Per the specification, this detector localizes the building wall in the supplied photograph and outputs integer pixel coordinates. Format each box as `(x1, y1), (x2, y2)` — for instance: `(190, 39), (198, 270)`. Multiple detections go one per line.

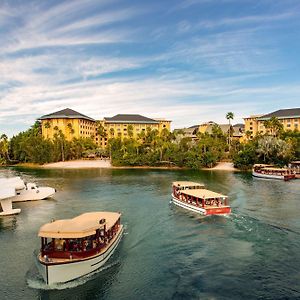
(97, 121), (171, 147)
(243, 115), (300, 141)
(244, 117), (259, 139)
(41, 118), (96, 141)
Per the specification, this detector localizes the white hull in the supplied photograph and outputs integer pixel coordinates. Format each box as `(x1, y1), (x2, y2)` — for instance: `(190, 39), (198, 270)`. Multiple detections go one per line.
(171, 194), (206, 215)
(0, 198), (21, 216)
(252, 171), (285, 180)
(37, 225), (124, 285)
(0, 187), (21, 216)
(10, 187), (56, 202)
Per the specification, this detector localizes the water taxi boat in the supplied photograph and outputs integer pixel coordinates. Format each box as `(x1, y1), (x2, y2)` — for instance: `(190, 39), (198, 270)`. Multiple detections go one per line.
(0, 177), (56, 202)
(171, 181), (231, 216)
(289, 161), (300, 179)
(252, 164), (295, 181)
(36, 211), (123, 285)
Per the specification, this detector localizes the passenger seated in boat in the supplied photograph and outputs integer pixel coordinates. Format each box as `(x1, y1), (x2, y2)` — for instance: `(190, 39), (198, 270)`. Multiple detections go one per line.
(55, 239), (65, 251)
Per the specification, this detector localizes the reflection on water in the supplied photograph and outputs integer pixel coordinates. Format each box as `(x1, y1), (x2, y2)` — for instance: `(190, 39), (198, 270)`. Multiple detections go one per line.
(0, 167), (299, 300)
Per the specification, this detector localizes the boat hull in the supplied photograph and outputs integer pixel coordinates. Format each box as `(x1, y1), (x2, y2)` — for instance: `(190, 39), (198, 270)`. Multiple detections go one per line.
(0, 199), (21, 216)
(11, 187), (56, 202)
(252, 171), (294, 181)
(37, 225), (123, 285)
(171, 195), (230, 216)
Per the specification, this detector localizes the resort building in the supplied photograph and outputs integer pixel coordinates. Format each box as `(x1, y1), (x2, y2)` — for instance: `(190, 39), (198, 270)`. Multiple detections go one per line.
(178, 122), (244, 142)
(39, 108), (96, 141)
(243, 108), (300, 139)
(39, 109), (171, 147)
(97, 114), (171, 147)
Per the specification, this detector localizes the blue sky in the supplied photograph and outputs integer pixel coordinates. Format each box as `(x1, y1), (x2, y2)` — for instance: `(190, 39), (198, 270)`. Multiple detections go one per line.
(1, 0), (300, 136)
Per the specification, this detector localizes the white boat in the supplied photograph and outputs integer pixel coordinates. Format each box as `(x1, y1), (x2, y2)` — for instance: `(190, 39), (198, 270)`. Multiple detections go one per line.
(36, 211), (123, 285)
(252, 164), (296, 181)
(171, 181), (231, 216)
(0, 187), (21, 216)
(0, 177), (56, 202)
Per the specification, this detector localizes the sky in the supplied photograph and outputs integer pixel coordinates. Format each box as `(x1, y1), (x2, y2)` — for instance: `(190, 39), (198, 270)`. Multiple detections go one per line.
(1, 0), (300, 136)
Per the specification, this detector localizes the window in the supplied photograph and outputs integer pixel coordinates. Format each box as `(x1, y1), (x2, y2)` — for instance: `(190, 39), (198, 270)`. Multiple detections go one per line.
(250, 127), (253, 130)
(287, 124), (291, 127)
(250, 122), (253, 125)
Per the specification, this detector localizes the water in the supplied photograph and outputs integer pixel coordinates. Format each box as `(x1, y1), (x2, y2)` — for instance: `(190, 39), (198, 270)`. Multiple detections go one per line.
(0, 167), (299, 300)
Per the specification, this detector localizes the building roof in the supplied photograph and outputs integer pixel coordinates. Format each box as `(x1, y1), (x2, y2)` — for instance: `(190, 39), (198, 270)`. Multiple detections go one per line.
(182, 188), (227, 199)
(104, 114), (159, 124)
(205, 124), (231, 134)
(38, 212), (121, 239)
(258, 108), (300, 120)
(233, 123), (245, 128)
(39, 108), (95, 122)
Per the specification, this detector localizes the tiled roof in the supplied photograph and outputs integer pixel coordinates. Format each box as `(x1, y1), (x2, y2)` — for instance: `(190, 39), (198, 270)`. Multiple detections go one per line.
(104, 114), (159, 124)
(39, 108), (95, 121)
(258, 108), (300, 120)
(205, 124), (231, 134)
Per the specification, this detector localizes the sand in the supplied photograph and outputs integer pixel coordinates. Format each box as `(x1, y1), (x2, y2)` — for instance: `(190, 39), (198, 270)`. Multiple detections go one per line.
(207, 162), (239, 171)
(40, 160), (238, 171)
(43, 159), (112, 169)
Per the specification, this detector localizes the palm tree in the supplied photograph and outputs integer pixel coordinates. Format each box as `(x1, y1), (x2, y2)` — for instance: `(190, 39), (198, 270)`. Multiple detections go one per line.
(44, 121), (51, 139)
(127, 124), (134, 139)
(67, 123), (75, 136)
(226, 112), (234, 150)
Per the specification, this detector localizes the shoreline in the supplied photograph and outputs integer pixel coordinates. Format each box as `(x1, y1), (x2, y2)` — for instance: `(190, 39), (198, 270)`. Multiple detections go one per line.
(2, 160), (240, 171)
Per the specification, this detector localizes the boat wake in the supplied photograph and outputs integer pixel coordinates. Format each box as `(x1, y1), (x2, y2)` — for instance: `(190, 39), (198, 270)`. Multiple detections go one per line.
(26, 260), (120, 290)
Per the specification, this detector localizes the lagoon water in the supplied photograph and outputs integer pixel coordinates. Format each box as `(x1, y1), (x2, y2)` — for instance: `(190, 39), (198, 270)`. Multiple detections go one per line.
(0, 167), (299, 300)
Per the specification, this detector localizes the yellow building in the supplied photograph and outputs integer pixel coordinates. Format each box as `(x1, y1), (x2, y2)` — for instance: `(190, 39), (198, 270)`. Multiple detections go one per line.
(97, 114), (171, 147)
(39, 108), (96, 141)
(244, 108), (300, 139)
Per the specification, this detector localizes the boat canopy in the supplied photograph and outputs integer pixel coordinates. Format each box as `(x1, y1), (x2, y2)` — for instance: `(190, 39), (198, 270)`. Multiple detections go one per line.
(181, 188), (227, 199)
(263, 167), (288, 171)
(173, 181), (205, 188)
(253, 164), (274, 168)
(38, 212), (121, 239)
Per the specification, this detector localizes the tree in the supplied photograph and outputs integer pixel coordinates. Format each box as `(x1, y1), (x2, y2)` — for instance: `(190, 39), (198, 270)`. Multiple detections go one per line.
(67, 123), (75, 136)
(0, 134), (9, 163)
(226, 112), (234, 151)
(127, 124), (134, 138)
(263, 117), (283, 137)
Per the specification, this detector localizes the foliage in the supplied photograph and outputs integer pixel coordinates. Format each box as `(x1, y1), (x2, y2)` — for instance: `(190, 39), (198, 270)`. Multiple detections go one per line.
(6, 124), (98, 165)
(108, 127), (227, 168)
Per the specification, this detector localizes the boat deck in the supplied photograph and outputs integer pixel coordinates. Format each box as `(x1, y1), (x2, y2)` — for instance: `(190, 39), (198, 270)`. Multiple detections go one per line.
(39, 225), (123, 264)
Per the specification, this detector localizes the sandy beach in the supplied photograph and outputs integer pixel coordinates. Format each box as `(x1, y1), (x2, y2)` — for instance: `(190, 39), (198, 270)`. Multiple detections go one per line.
(41, 160), (238, 171)
(43, 159), (112, 169)
(205, 162), (239, 171)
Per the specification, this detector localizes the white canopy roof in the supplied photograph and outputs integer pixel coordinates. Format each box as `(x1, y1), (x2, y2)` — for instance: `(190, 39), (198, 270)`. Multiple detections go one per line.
(181, 188), (227, 199)
(38, 212), (121, 239)
(173, 181), (205, 188)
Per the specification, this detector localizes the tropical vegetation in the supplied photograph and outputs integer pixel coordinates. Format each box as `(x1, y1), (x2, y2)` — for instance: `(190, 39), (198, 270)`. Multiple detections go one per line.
(0, 115), (299, 170)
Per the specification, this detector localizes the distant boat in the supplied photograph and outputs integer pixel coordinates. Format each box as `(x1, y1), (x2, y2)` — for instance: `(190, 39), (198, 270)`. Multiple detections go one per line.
(0, 177), (56, 202)
(289, 161), (300, 179)
(171, 181), (231, 216)
(252, 164), (296, 181)
(36, 211), (123, 285)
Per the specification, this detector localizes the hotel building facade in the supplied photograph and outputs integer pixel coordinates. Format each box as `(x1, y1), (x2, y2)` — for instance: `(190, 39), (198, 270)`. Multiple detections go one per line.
(244, 108), (300, 139)
(39, 109), (171, 146)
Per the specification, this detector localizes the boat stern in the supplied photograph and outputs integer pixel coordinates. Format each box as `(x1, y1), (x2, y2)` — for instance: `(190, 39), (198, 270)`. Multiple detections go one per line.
(205, 206), (231, 215)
